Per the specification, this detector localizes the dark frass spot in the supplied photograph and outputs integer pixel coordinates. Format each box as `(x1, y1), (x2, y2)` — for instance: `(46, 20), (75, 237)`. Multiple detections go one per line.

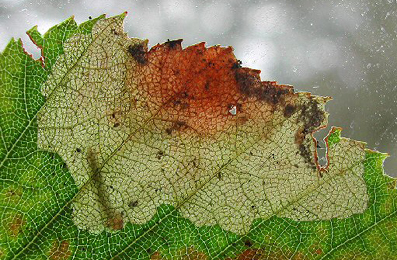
(244, 240), (253, 247)
(204, 81), (210, 90)
(165, 121), (188, 135)
(156, 150), (164, 160)
(128, 44), (147, 65)
(284, 104), (296, 118)
(231, 60), (242, 69)
(128, 200), (138, 208)
(298, 98), (325, 134)
(164, 39), (183, 49)
(234, 68), (292, 105)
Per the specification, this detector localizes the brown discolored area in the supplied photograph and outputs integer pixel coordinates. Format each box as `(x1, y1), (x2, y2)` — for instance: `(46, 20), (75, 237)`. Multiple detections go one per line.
(8, 214), (25, 237)
(49, 240), (71, 260)
(107, 212), (124, 230)
(227, 248), (310, 260)
(126, 40), (297, 136)
(128, 43), (148, 65)
(150, 252), (162, 260)
(231, 249), (265, 260)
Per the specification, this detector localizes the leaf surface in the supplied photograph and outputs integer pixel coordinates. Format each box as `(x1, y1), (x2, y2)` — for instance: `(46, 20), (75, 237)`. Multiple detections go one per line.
(0, 14), (396, 260)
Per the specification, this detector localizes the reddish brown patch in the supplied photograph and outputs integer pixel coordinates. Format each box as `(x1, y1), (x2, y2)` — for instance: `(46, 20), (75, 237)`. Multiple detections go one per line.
(150, 251), (162, 260)
(315, 248), (323, 255)
(236, 249), (265, 260)
(8, 214), (25, 237)
(107, 212), (124, 230)
(49, 240), (71, 260)
(230, 248), (308, 260)
(127, 41), (296, 136)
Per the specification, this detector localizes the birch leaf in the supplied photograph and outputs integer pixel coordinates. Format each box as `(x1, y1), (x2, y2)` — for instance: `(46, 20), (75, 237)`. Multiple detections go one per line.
(0, 14), (396, 260)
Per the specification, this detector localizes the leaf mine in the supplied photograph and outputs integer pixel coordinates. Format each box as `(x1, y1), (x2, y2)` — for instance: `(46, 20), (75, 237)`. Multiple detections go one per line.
(36, 15), (369, 235)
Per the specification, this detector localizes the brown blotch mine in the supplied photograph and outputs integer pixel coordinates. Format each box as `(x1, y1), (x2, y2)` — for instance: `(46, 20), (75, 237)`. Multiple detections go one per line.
(49, 240), (72, 260)
(127, 41), (298, 136)
(8, 214), (25, 237)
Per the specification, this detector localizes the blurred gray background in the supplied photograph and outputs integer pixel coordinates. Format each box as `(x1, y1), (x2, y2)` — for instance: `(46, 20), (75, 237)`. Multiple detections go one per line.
(1, 0), (396, 177)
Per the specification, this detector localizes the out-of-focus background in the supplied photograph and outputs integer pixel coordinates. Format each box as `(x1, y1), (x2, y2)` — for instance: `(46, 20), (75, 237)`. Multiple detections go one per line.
(1, 0), (396, 176)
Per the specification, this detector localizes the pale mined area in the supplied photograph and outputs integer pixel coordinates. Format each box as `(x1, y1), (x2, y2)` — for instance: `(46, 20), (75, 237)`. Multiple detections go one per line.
(37, 16), (368, 235)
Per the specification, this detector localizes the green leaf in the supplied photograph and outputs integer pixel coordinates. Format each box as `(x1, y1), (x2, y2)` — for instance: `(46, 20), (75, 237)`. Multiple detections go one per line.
(0, 14), (396, 260)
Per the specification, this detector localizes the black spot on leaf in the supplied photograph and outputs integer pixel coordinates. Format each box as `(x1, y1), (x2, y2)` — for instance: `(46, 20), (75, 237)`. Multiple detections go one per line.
(128, 44), (147, 65)
(164, 39), (183, 49)
(128, 200), (138, 208)
(284, 104), (296, 118)
(244, 240), (253, 247)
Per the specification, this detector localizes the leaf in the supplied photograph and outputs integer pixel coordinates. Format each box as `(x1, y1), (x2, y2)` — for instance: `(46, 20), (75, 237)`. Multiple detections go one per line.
(0, 14), (396, 260)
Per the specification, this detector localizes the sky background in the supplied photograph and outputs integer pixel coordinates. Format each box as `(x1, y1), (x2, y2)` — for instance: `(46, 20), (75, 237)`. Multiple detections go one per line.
(0, 0), (396, 176)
